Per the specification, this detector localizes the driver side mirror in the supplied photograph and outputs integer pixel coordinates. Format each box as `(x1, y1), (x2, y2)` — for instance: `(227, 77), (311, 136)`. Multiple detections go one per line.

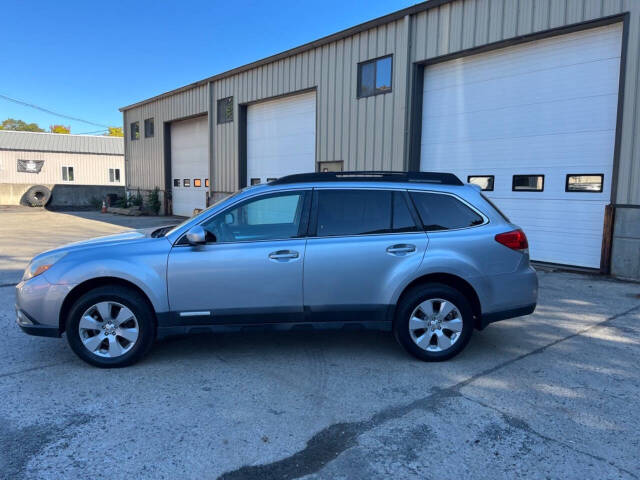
(185, 225), (207, 245)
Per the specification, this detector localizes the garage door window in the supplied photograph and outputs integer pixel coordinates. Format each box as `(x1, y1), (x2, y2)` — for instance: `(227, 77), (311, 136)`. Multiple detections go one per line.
(193, 179), (202, 187)
(512, 175), (544, 192)
(357, 55), (392, 98)
(566, 174), (603, 192)
(173, 179), (180, 187)
(183, 179), (190, 187)
(202, 191), (308, 243)
(409, 192), (484, 231)
(468, 175), (494, 191)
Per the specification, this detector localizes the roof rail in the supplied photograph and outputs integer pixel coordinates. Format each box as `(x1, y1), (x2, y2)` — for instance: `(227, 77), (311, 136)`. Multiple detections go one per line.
(269, 171), (463, 186)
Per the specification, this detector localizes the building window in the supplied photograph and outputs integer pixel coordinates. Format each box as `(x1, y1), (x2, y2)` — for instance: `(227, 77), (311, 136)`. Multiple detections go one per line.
(217, 97), (233, 124)
(512, 175), (544, 192)
(566, 174), (604, 192)
(109, 168), (121, 183)
(130, 122), (140, 140)
(205, 178), (209, 187)
(193, 179), (202, 187)
(183, 179), (190, 187)
(357, 55), (392, 98)
(173, 179), (180, 187)
(468, 175), (494, 191)
(250, 178), (260, 185)
(62, 166), (74, 181)
(144, 118), (154, 138)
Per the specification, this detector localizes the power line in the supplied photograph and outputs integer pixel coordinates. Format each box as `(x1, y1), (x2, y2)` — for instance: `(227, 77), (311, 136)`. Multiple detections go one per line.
(0, 93), (110, 128)
(75, 129), (110, 135)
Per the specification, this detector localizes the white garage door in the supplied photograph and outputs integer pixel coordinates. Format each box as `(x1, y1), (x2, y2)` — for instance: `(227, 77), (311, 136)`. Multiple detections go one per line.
(420, 24), (622, 268)
(171, 116), (208, 217)
(247, 91), (316, 184)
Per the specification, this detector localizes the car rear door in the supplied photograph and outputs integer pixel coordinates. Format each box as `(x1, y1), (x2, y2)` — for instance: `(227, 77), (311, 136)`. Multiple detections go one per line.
(303, 188), (428, 322)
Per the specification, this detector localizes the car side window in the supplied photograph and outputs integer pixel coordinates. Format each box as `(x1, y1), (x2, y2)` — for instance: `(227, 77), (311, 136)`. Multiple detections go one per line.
(201, 191), (307, 243)
(409, 192), (484, 231)
(314, 189), (417, 237)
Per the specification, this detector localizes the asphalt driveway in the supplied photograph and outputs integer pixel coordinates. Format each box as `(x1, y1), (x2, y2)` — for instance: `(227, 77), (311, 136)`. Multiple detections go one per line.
(0, 206), (638, 479)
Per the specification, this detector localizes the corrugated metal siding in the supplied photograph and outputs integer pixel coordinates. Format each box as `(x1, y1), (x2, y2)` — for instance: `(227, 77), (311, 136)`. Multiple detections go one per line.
(124, 84), (208, 190)
(0, 150), (125, 185)
(0, 130), (123, 155)
(411, 0), (639, 204)
(124, 0), (640, 205)
(211, 17), (409, 192)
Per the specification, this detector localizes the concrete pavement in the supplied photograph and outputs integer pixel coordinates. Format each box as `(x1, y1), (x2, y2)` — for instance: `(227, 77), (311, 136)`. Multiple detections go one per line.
(0, 207), (638, 479)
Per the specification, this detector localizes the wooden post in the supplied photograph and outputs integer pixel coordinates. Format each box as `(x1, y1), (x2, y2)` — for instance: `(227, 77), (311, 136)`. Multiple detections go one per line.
(600, 204), (615, 274)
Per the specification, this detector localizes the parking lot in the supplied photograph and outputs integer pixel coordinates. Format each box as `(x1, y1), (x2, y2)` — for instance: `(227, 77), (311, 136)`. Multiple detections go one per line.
(1, 206), (639, 480)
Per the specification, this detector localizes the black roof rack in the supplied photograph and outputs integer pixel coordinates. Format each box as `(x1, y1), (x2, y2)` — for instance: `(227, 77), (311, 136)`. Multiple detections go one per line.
(269, 171), (463, 186)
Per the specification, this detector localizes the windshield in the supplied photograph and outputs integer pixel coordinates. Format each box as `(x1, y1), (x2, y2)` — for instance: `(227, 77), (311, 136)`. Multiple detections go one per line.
(164, 191), (243, 236)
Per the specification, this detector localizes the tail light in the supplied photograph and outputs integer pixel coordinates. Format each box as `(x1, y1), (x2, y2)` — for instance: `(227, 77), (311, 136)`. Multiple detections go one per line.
(495, 229), (528, 251)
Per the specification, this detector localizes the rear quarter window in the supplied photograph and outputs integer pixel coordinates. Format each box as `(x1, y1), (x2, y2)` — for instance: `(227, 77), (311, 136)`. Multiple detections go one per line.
(409, 192), (484, 231)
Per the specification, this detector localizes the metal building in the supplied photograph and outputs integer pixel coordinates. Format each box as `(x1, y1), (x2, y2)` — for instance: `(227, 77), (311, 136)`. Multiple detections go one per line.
(0, 130), (124, 206)
(120, 0), (640, 280)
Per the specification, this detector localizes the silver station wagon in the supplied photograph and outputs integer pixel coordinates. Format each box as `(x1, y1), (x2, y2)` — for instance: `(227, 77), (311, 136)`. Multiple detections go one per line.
(16, 171), (537, 367)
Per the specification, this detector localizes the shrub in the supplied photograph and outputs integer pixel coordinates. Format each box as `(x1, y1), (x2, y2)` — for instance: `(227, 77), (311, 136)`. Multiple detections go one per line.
(147, 187), (161, 215)
(88, 196), (103, 210)
(131, 188), (143, 207)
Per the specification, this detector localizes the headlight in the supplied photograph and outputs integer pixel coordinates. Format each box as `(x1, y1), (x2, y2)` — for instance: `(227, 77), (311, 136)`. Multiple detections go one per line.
(23, 251), (67, 281)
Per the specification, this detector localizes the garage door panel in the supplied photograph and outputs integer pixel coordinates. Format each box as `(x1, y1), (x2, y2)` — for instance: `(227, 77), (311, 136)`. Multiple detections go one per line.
(424, 25), (622, 89)
(420, 24), (621, 268)
(421, 131), (615, 171)
(423, 58), (621, 119)
(247, 91), (316, 184)
(422, 94), (618, 144)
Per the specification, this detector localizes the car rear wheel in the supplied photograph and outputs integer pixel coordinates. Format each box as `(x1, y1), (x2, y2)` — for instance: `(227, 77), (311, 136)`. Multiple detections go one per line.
(394, 283), (473, 361)
(65, 286), (155, 368)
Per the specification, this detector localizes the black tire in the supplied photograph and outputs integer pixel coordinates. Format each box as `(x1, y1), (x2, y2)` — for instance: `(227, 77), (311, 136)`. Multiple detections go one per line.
(393, 283), (474, 362)
(24, 185), (51, 207)
(65, 286), (156, 368)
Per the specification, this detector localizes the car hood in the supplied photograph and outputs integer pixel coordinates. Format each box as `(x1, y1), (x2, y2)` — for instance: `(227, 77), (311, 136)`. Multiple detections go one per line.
(34, 226), (172, 259)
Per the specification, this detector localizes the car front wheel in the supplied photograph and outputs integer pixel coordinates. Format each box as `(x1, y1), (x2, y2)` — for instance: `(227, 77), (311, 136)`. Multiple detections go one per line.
(65, 286), (155, 368)
(394, 283), (473, 361)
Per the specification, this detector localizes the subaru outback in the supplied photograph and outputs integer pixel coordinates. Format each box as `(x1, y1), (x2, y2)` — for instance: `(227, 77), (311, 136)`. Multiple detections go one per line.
(16, 171), (537, 367)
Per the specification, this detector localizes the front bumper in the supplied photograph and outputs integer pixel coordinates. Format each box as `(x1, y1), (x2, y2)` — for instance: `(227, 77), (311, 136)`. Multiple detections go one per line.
(16, 308), (61, 337)
(15, 276), (73, 337)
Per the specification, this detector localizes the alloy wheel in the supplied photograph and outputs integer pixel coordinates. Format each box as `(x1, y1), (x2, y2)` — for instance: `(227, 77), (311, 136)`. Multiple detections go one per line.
(78, 301), (139, 358)
(408, 298), (463, 352)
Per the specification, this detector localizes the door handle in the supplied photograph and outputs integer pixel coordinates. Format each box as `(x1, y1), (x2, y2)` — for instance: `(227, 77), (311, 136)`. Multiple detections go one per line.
(386, 244), (416, 255)
(268, 250), (299, 260)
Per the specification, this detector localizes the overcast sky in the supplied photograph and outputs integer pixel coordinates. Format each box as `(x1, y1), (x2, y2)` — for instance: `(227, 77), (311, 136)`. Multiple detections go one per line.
(1, 0), (415, 134)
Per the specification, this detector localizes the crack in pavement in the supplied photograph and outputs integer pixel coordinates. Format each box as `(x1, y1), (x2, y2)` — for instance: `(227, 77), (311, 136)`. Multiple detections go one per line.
(217, 302), (640, 480)
(0, 360), (74, 380)
(458, 392), (639, 480)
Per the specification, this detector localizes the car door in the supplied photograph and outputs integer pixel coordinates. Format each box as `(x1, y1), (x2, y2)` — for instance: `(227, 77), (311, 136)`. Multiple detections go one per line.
(167, 189), (310, 324)
(303, 188), (428, 322)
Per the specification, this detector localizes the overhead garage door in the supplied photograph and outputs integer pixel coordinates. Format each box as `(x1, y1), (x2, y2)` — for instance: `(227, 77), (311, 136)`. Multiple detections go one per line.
(171, 115), (208, 217)
(420, 24), (622, 268)
(247, 91), (316, 185)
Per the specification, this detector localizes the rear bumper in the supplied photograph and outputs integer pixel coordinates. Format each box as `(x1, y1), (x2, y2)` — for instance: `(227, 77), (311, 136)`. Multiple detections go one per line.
(479, 303), (536, 329)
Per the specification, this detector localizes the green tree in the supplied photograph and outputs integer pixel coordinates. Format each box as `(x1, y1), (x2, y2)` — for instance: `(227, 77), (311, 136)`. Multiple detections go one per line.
(50, 124), (70, 134)
(0, 118), (45, 132)
(106, 126), (124, 137)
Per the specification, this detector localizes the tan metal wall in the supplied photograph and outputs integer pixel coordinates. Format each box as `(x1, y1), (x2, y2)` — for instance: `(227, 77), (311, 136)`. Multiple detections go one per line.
(122, 0), (640, 206)
(123, 84), (208, 191)
(410, 0), (640, 205)
(212, 17), (410, 193)
(0, 150), (124, 186)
